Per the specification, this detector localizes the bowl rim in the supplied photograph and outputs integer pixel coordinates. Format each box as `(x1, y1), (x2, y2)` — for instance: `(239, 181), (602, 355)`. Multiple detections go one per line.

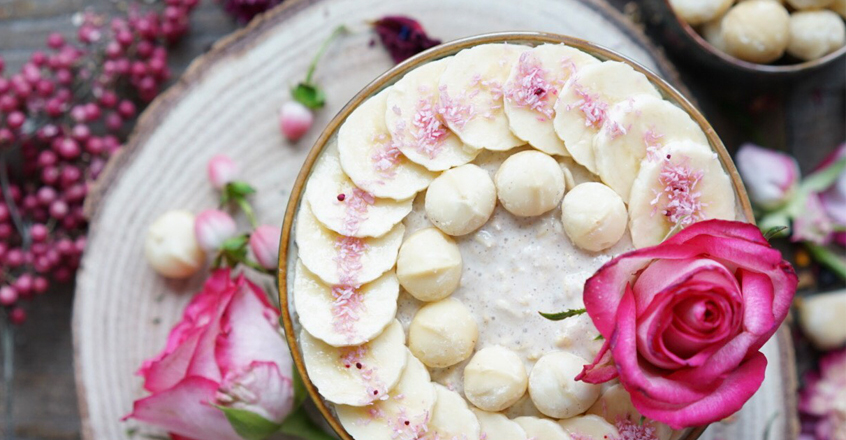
(277, 31), (753, 440)
(658, 0), (846, 74)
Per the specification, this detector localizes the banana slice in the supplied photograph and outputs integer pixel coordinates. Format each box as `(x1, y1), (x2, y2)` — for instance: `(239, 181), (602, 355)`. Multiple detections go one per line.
(593, 95), (708, 203)
(428, 384), (482, 440)
(559, 415), (620, 440)
(553, 61), (661, 173)
(337, 351), (436, 440)
(628, 140), (736, 248)
(514, 416), (571, 440)
(305, 141), (413, 237)
(473, 409), (529, 440)
(438, 44), (528, 151)
(295, 204), (405, 285)
(299, 320), (407, 406)
(504, 44), (600, 156)
(294, 260), (399, 347)
(338, 88), (437, 200)
(587, 384), (673, 440)
(386, 57), (480, 171)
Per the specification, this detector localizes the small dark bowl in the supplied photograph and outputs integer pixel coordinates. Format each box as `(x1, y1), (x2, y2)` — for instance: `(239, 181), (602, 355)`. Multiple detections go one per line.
(641, 0), (846, 80)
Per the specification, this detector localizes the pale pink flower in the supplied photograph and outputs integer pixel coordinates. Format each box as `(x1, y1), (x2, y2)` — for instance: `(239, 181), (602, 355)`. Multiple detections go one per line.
(279, 101), (314, 142)
(249, 225), (281, 270)
(194, 209), (238, 252)
(799, 348), (846, 440)
(736, 143), (800, 210)
(207, 154), (239, 190)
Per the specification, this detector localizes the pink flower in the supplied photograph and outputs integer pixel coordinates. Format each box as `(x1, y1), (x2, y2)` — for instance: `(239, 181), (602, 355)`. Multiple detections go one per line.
(194, 209), (238, 252)
(279, 101), (314, 142)
(126, 270), (294, 439)
(818, 144), (846, 247)
(793, 193), (835, 245)
(250, 225), (281, 270)
(799, 348), (846, 440)
(208, 154), (239, 190)
(736, 143), (800, 210)
(578, 220), (797, 429)
(372, 16), (441, 64)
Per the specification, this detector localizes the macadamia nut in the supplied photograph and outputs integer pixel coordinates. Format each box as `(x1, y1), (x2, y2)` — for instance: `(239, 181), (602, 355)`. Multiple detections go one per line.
(144, 210), (206, 279)
(670, 0), (735, 25)
(787, 10), (846, 61)
(425, 164), (496, 236)
(396, 228), (463, 302)
(722, 1), (791, 63)
(562, 183), (628, 252)
(495, 150), (566, 217)
(408, 298), (478, 368)
(464, 346), (528, 411)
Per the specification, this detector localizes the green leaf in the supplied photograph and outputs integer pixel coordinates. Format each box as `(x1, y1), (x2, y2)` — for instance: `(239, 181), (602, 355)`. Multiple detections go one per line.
(800, 156), (846, 193)
(594, 334), (605, 341)
(805, 243), (846, 280)
(279, 405), (336, 440)
(227, 181), (258, 198)
(763, 226), (789, 241)
(291, 83), (326, 109)
(291, 366), (309, 409)
(539, 308), (586, 321)
(222, 235), (249, 251)
(217, 406), (281, 440)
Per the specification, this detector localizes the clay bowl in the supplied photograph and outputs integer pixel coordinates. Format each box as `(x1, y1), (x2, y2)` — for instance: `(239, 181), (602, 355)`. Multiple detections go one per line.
(277, 31), (754, 440)
(641, 0), (846, 80)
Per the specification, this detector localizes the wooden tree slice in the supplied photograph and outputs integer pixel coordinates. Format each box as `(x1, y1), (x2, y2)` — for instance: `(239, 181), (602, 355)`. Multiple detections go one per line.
(72, 0), (797, 439)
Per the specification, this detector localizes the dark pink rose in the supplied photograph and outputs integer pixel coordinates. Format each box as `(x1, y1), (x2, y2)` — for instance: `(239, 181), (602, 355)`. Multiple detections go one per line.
(126, 269), (294, 440)
(578, 220), (798, 429)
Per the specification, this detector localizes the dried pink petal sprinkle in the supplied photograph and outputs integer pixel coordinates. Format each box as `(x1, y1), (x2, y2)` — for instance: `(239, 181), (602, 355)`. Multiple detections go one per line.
(567, 83), (608, 129)
(650, 156), (706, 227)
(410, 91), (449, 159)
(334, 236), (368, 285)
(437, 85), (475, 130)
(616, 417), (659, 440)
(644, 128), (664, 161)
(504, 52), (556, 119)
(340, 188), (375, 235)
(331, 285), (365, 337)
(370, 136), (404, 177)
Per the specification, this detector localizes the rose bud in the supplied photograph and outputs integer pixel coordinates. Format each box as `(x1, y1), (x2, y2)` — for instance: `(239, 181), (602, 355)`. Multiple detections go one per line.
(735, 143), (800, 210)
(126, 270), (295, 439)
(797, 289), (846, 350)
(144, 210), (205, 279)
(207, 154), (239, 190)
(818, 144), (846, 246)
(249, 225), (281, 270)
(194, 209), (238, 252)
(278, 101), (313, 142)
(792, 193), (834, 245)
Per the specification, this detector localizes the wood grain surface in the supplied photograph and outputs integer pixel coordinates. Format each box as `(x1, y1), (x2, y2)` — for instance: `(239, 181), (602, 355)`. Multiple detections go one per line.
(0, 0), (840, 439)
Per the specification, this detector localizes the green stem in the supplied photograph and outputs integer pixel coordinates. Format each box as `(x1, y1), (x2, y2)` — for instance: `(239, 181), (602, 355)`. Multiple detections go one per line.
(0, 154), (29, 251)
(805, 243), (846, 280)
(236, 199), (258, 228)
(279, 405), (336, 440)
(304, 25), (348, 85)
(241, 258), (273, 276)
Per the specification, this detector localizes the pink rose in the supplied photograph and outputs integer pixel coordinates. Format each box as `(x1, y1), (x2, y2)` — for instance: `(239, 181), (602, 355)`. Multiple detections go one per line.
(799, 348), (846, 440)
(126, 270), (294, 440)
(208, 154), (239, 190)
(194, 209), (238, 251)
(578, 220), (797, 429)
(278, 101), (314, 142)
(736, 143), (800, 210)
(249, 225), (281, 270)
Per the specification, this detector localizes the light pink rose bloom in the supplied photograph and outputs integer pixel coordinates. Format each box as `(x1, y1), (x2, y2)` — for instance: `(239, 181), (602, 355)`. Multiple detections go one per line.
(250, 225), (281, 270)
(279, 101), (314, 142)
(578, 220), (798, 429)
(194, 209), (238, 251)
(208, 154), (239, 190)
(818, 144), (846, 247)
(126, 270), (294, 440)
(799, 348), (846, 440)
(736, 143), (800, 210)
(793, 193), (835, 245)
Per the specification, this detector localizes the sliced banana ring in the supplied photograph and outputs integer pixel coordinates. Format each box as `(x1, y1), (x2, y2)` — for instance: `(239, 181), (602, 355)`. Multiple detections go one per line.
(593, 95), (708, 203)
(305, 141), (413, 238)
(473, 409), (529, 440)
(559, 414), (620, 440)
(295, 204), (404, 286)
(504, 44), (600, 156)
(386, 57), (480, 171)
(337, 351), (436, 440)
(587, 384), (673, 440)
(438, 44), (528, 151)
(300, 320), (407, 406)
(514, 416), (571, 440)
(338, 88), (437, 200)
(553, 61), (660, 173)
(628, 140), (736, 248)
(428, 384), (482, 440)
(294, 260), (399, 347)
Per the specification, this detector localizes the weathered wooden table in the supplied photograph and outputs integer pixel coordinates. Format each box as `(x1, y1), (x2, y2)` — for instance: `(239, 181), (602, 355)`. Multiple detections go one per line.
(0, 0), (842, 439)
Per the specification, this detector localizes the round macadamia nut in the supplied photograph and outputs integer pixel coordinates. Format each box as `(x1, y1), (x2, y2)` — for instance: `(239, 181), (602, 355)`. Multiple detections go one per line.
(787, 10), (846, 61)
(495, 151), (566, 217)
(463, 346), (528, 411)
(145, 210), (205, 279)
(722, 1), (791, 64)
(669, 0), (734, 25)
(561, 183), (628, 252)
(425, 164), (496, 236)
(408, 298), (478, 368)
(396, 228), (463, 302)
(528, 351), (601, 419)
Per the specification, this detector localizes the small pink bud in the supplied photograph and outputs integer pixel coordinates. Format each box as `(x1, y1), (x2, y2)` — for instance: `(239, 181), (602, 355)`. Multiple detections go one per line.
(250, 225), (281, 270)
(0, 285), (18, 306)
(279, 101), (314, 142)
(207, 154), (239, 190)
(194, 209), (238, 251)
(736, 143), (800, 210)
